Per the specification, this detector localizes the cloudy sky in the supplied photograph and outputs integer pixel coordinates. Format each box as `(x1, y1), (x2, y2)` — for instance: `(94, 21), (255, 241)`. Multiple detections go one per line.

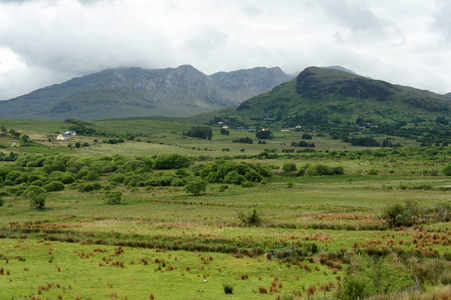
(0, 0), (450, 99)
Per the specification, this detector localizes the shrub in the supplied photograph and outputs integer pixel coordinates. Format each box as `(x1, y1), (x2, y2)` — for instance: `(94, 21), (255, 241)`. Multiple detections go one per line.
(24, 185), (47, 209)
(61, 174), (75, 184)
(0, 196), (3, 207)
(443, 165), (451, 176)
(381, 200), (423, 227)
(43, 181), (65, 192)
(223, 283), (233, 294)
(238, 208), (261, 226)
(368, 168), (378, 175)
(109, 173), (125, 184)
(282, 163), (297, 175)
(240, 181), (254, 188)
(340, 275), (369, 300)
(154, 154), (192, 170)
(105, 191), (123, 205)
(184, 179), (207, 196)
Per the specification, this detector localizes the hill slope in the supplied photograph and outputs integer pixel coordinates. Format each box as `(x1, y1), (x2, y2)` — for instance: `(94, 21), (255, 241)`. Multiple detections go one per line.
(0, 65), (290, 121)
(232, 67), (451, 126)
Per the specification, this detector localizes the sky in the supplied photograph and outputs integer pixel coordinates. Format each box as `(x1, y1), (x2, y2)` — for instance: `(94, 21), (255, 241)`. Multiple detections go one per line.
(0, 0), (450, 100)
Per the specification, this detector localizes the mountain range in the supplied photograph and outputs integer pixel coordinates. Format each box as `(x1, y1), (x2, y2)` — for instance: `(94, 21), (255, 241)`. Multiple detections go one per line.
(232, 66), (451, 126)
(0, 65), (292, 121)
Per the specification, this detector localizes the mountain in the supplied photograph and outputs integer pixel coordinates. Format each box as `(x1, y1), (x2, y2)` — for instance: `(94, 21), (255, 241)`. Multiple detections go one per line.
(209, 67), (292, 104)
(320, 65), (358, 75)
(232, 66), (451, 126)
(445, 93), (451, 99)
(0, 65), (290, 121)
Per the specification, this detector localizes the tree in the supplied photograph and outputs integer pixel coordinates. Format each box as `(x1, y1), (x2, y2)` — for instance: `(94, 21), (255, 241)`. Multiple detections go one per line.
(255, 129), (273, 139)
(105, 191), (123, 205)
(24, 185), (47, 209)
(75, 142), (81, 148)
(185, 126), (212, 140)
(184, 179), (207, 196)
(20, 134), (30, 144)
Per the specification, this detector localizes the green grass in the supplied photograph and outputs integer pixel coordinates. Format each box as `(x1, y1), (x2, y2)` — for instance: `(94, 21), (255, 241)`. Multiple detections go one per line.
(0, 120), (450, 299)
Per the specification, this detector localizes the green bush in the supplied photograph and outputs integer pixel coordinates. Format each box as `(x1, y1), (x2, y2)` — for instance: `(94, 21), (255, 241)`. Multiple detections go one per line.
(154, 154), (192, 170)
(24, 185), (47, 209)
(340, 275), (370, 300)
(61, 174), (75, 184)
(43, 181), (65, 192)
(282, 162), (297, 175)
(0, 196), (3, 207)
(443, 165), (451, 176)
(105, 191), (123, 205)
(109, 173), (125, 184)
(381, 201), (419, 227)
(240, 181), (254, 188)
(184, 179), (207, 196)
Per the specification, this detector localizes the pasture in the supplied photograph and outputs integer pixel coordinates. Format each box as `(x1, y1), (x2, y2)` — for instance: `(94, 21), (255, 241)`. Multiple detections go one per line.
(0, 119), (450, 299)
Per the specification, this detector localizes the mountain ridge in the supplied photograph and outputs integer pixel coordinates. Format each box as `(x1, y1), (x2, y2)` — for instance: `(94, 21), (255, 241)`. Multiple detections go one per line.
(232, 66), (451, 126)
(0, 65), (291, 121)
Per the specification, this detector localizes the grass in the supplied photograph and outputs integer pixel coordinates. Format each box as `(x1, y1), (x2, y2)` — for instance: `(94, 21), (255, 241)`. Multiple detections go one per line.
(0, 118), (450, 299)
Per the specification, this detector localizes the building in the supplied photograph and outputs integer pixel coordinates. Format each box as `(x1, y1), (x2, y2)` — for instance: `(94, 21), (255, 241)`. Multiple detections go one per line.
(56, 134), (70, 141)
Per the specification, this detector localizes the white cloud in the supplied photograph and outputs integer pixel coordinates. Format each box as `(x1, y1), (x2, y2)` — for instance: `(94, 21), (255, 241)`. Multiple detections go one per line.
(0, 0), (450, 99)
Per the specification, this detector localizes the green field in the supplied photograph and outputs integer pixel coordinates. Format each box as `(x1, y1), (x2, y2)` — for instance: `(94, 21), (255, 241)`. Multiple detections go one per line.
(0, 118), (450, 299)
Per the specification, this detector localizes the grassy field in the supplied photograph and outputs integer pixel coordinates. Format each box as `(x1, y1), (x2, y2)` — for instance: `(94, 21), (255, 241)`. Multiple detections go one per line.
(0, 119), (450, 299)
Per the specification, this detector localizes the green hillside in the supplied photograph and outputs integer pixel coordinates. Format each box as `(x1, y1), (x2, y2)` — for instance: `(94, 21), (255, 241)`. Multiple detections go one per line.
(230, 67), (451, 126)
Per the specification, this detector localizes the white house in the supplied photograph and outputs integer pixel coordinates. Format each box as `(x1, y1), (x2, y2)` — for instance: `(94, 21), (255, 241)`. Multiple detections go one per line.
(64, 131), (76, 136)
(56, 134), (70, 141)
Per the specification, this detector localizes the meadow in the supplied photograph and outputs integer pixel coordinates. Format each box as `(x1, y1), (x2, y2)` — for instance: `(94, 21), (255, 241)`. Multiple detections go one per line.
(0, 119), (450, 299)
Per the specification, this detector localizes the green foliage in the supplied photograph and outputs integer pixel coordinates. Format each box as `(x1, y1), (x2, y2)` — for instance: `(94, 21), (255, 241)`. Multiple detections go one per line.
(154, 154), (191, 170)
(0, 195), (3, 207)
(20, 134), (30, 143)
(24, 185), (47, 209)
(220, 128), (229, 135)
(381, 201), (417, 227)
(232, 137), (253, 144)
(443, 165), (451, 176)
(238, 208), (261, 226)
(195, 160), (271, 185)
(105, 191), (123, 205)
(61, 174), (75, 184)
(255, 129), (273, 139)
(291, 140), (315, 148)
(184, 179), (207, 196)
(282, 162), (297, 175)
(240, 180), (254, 187)
(342, 254), (415, 299)
(304, 164), (344, 176)
(185, 126), (212, 140)
(340, 275), (369, 300)
(43, 181), (65, 192)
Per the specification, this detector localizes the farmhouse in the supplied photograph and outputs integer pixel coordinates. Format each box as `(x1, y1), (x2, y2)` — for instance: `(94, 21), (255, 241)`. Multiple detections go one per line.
(64, 131), (76, 136)
(56, 134), (70, 141)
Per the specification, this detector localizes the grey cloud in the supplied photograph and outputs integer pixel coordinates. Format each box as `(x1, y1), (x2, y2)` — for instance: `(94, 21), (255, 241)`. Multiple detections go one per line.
(184, 27), (229, 53)
(434, 0), (451, 42)
(317, 0), (402, 40)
